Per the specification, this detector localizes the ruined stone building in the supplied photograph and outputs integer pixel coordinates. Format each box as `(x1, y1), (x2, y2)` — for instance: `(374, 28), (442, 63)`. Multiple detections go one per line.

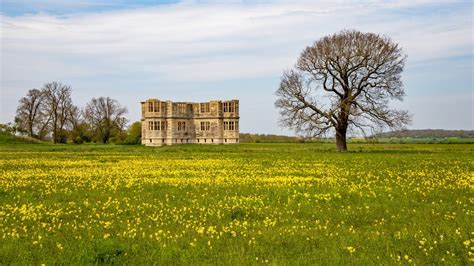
(141, 99), (239, 146)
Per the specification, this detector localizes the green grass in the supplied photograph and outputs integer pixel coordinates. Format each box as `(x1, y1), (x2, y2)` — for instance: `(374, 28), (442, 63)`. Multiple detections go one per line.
(0, 142), (472, 265)
(0, 131), (44, 145)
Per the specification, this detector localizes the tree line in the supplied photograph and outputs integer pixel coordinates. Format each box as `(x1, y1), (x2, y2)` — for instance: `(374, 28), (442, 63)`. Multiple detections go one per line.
(239, 133), (305, 143)
(12, 81), (141, 144)
(373, 129), (474, 139)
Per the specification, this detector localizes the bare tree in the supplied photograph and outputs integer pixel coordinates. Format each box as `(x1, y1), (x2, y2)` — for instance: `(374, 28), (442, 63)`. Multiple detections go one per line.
(275, 30), (411, 152)
(84, 97), (128, 143)
(67, 105), (82, 131)
(67, 105), (92, 143)
(15, 89), (51, 138)
(15, 89), (43, 137)
(43, 82), (74, 143)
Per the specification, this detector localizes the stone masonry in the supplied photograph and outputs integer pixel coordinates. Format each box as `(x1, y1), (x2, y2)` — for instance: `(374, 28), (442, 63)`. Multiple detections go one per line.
(141, 99), (239, 146)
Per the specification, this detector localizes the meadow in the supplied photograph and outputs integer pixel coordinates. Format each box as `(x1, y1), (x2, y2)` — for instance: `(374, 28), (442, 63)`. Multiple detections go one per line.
(0, 143), (472, 264)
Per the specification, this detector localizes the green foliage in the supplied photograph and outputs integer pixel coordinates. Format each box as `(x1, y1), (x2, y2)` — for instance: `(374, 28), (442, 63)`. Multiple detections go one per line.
(0, 143), (471, 264)
(0, 131), (43, 144)
(73, 136), (84, 144)
(56, 129), (68, 144)
(0, 122), (24, 136)
(108, 130), (127, 144)
(123, 121), (142, 145)
(68, 123), (91, 144)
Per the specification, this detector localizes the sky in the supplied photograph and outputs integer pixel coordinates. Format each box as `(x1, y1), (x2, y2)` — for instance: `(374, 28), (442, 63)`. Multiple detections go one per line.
(1, 0), (473, 135)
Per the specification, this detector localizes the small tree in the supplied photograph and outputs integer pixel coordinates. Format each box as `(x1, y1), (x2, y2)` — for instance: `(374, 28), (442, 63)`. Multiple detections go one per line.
(275, 30), (410, 152)
(124, 121), (142, 144)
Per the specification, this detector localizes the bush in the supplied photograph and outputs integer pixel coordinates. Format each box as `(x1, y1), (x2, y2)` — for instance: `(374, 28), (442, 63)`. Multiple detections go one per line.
(73, 136), (84, 144)
(123, 122), (141, 145)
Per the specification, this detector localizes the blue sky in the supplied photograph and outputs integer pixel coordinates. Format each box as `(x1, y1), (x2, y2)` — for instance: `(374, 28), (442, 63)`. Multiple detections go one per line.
(1, 0), (472, 134)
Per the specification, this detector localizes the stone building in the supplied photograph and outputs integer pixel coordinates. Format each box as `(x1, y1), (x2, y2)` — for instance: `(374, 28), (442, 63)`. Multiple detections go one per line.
(141, 99), (239, 146)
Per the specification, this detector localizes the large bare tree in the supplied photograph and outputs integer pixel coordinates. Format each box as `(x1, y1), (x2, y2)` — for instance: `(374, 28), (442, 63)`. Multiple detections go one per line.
(15, 89), (51, 139)
(275, 30), (410, 152)
(43, 82), (74, 143)
(84, 97), (127, 143)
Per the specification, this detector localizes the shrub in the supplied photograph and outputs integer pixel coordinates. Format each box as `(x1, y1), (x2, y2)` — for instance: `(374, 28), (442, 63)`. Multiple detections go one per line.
(73, 136), (84, 144)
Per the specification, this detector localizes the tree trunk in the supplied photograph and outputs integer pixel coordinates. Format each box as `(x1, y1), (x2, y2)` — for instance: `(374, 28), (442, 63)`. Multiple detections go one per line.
(102, 130), (109, 144)
(53, 124), (58, 144)
(335, 127), (348, 152)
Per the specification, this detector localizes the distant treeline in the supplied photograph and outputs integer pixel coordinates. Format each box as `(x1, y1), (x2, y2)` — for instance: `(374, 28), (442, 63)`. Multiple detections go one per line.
(240, 130), (474, 144)
(7, 81), (142, 145)
(372, 129), (474, 138)
(239, 133), (304, 143)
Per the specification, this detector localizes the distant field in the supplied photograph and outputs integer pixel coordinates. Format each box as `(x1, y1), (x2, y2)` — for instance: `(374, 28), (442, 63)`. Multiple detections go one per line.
(0, 143), (472, 264)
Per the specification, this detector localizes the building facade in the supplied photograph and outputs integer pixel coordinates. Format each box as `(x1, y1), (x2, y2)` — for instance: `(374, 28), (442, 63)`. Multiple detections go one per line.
(141, 99), (239, 146)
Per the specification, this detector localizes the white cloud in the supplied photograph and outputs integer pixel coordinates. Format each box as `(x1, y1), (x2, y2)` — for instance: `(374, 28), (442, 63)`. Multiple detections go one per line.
(2, 1), (470, 78)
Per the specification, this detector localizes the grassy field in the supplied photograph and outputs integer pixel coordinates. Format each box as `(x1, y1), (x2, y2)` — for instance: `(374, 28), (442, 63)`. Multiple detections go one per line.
(0, 143), (472, 264)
